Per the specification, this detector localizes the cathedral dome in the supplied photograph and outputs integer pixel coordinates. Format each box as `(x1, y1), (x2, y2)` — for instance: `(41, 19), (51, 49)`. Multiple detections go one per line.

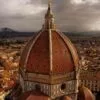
(19, 0), (79, 75)
(78, 85), (95, 100)
(19, 29), (79, 75)
(19, 8), (79, 75)
(19, 1), (80, 100)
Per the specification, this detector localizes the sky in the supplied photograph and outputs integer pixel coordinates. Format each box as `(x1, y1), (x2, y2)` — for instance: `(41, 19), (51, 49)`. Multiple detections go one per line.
(0, 0), (100, 32)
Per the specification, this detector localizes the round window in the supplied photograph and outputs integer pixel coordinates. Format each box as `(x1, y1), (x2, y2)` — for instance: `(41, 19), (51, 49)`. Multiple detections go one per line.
(35, 84), (41, 91)
(61, 83), (66, 91)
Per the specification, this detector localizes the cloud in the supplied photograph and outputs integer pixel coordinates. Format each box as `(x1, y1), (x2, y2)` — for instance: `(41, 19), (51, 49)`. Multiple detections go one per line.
(0, 0), (46, 17)
(54, 0), (100, 32)
(71, 0), (85, 5)
(71, 0), (99, 5)
(0, 0), (100, 32)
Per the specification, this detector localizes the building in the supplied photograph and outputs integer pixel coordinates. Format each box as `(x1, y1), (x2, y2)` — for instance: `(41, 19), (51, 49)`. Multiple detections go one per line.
(19, 0), (95, 100)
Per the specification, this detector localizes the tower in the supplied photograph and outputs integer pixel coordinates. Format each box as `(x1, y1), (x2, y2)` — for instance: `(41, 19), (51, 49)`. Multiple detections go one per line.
(19, 0), (80, 100)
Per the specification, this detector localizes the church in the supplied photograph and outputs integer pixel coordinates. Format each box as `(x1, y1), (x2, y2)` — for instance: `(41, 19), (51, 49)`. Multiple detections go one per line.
(18, 0), (95, 100)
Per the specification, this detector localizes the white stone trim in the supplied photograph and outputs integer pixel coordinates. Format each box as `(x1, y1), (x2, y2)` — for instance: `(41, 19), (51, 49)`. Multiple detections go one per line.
(49, 29), (53, 72)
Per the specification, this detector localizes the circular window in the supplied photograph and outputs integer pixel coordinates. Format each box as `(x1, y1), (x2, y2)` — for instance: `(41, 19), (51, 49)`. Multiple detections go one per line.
(35, 84), (41, 91)
(61, 83), (66, 91)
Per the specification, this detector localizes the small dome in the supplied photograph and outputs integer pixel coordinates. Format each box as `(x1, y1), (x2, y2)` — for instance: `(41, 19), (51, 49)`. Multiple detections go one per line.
(63, 96), (72, 100)
(78, 85), (95, 100)
(19, 91), (50, 100)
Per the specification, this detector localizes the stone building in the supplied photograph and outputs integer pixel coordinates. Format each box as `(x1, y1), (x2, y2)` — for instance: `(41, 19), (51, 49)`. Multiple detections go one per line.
(80, 70), (100, 99)
(19, 0), (95, 100)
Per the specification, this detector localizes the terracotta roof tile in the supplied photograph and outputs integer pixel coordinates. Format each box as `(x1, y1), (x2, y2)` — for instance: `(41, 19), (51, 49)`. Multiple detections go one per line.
(19, 91), (50, 100)
(78, 85), (95, 100)
(20, 30), (79, 74)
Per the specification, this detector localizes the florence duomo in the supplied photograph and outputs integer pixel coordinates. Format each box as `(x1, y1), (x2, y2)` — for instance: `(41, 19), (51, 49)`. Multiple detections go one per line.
(0, 0), (100, 100)
(18, 0), (95, 99)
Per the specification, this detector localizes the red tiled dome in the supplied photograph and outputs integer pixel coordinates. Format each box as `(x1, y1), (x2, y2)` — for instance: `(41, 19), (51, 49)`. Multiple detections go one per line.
(19, 91), (50, 100)
(78, 85), (95, 100)
(19, 30), (79, 74)
(19, 0), (79, 75)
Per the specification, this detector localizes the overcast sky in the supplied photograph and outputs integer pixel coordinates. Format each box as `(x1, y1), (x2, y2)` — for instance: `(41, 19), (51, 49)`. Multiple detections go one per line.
(0, 0), (100, 32)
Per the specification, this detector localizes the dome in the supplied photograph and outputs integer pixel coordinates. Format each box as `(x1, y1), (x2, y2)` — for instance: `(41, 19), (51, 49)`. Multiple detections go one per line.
(78, 85), (95, 100)
(19, 91), (50, 100)
(19, 30), (79, 74)
(19, 1), (80, 100)
(19, 0), (79, 75)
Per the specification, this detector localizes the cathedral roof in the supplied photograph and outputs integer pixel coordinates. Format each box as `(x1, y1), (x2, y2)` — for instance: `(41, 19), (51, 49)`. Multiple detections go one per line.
(19, 0), (79, 75)
(19, 91), (50, 100)
(78, 85), (95, 100)
(20, 30), (79, 74)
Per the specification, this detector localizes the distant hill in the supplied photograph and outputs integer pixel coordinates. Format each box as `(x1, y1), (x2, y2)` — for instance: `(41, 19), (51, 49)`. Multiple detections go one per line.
(0, 28), (15, 32)
(0, 27), (100, 39)
(0, 27), (33, 38)
(64, 31), (100, 37)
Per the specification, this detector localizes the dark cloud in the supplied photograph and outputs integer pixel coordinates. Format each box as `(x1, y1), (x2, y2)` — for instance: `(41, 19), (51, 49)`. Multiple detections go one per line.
(0, 0), (100, 32)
